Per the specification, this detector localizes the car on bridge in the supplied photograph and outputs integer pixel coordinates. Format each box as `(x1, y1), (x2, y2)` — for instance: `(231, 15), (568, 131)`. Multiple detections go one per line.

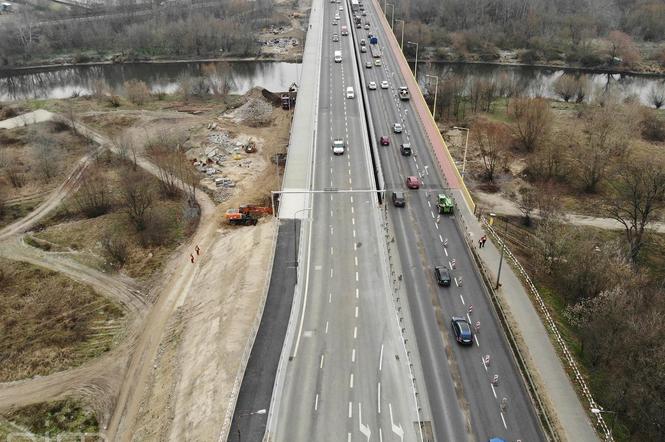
(332, 34), (339, 41)
(368, 81), (377, 90)
(380, 80), (389, 89)
(393, 123), (403, 133)
(392, 191), (406, 207)
(451, 316), (474, 346)
(365, 61), (373, 68)
(332, 138), (345, 155)
(360, 45), (367, 52)
(434, 266), (451, 286)
(400, 143), (412, 156)
(406, 176), (420, 189)
(379, 136), (390, 145)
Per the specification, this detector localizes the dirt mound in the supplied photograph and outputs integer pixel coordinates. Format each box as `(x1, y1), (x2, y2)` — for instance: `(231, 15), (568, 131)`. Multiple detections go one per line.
(224, 88), (275, 127)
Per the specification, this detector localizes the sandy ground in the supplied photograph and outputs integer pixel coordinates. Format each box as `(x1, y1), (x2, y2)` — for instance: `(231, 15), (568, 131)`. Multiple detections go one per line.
(0, 92), (285, 440)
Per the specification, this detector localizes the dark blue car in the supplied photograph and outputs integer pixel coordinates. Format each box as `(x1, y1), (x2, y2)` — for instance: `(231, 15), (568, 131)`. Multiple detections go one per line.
(451, 316), (473, 346)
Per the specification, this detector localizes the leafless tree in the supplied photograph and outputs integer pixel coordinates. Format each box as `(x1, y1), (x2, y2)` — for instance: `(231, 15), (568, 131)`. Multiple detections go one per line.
(509, 97), (552, 152)
(472, 120), (510, 181)
(605, 157), (665, 262)
(607, 30), (641, 68)
(120, 169), (154, 231)
(74, 166), (111, 218)
(101, 232), (129, 268)
(114, 134), (138, 169)
(124, 80), (150, 105)
(514, 186), (538, 226)
(649, 84), (665, 109)
(31, 131), (60, 181)
(145, 132), (187, 199)
(574, 105), (631, 193)
(553, 75), (579, 102)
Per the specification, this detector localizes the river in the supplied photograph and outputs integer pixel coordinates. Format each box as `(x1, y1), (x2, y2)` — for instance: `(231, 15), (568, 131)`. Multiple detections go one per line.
(1, 60), (664, 106)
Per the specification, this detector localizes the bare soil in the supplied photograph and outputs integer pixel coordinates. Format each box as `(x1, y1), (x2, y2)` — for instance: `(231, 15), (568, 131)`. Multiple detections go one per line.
(0, 257), (124, 383)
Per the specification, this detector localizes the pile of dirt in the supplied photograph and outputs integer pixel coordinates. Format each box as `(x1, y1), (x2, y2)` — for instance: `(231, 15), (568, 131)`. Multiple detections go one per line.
(224, 92), (275, 127)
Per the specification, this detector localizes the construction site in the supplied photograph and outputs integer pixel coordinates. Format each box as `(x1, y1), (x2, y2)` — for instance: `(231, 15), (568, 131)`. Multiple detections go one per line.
(0, 80), (295, 439)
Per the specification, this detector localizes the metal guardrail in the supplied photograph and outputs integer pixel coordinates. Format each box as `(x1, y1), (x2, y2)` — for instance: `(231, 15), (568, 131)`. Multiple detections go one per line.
(482, 217), (613, 441)
(449, 208), (557, 440)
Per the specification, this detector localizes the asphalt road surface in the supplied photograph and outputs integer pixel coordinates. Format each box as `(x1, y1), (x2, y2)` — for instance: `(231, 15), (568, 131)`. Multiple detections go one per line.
(269, 1), (425, 441)
(357, 1), (545, 440)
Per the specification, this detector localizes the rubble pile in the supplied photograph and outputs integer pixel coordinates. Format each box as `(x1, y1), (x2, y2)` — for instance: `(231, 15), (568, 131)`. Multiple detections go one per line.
(226, 97), (274, 127)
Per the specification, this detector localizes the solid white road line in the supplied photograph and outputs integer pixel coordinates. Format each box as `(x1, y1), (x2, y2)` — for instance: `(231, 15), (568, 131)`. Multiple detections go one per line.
(379, 344), (384, 371)
(320, 354), (325, 368)
(501, 412), (508, 429)
(378, 382), (382, 414)
(358, 402), (371, 440)
(460, 294), (465, 304)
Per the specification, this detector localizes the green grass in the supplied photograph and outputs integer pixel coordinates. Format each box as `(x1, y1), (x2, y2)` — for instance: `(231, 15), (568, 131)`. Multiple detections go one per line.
(0, 400), (98, 439)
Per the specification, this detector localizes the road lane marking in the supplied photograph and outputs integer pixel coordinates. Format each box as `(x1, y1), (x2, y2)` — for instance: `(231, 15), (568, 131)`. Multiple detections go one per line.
(460, 294), (465, 304)
(314, 393), (319, 411)
(389, 403), (404, 441)
(439, 234), (443, 242)
(331, 268), (334, 278)
(352, 348), (356, 362)
(379, 344), (384, 371)
(475, 335), (480, 347)
(329, 292), (332, 303)
(355, 306), (359, 317)
(331, 247), (334, 255)
(355, 271), (359, 281)
(358, 403), (371, 441)
(355, 288), (359, 298)
(444, 247), (448, 256)
(352, 217), (355, 225)
(500, 412), (508, 429)
(350, 373), (354, 389)
(355, 256), (358, 266)
(325, 320), (329, 333)
(348, 401), (353, 418)
(350, 196), (354, 203)
(454, 277), (459, 287)
(351, 206), (354, 214)
(378, 382), (382, 413)
(353, 229), (356, 238)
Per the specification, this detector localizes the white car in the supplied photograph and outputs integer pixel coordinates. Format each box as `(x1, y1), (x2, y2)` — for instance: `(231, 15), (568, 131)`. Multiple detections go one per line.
(346, 86), (355, 98)
(374, 59), (382, 66)
(332, 20), (337, 25)
(380, 80), (389, 89)
(339, 6), (343, 10)
(393, 123), (403, 133)
(335, 13), (340, 20)
(368, 81), (377, 90)
(360, 45), (367, 53)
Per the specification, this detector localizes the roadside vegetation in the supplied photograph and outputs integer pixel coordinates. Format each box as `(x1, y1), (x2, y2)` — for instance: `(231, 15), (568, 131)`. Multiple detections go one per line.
(0, 399), (98, 441)
(438, 78), (665, 439)
(396, 0), (665, 73)
(0, 257), (124, 382)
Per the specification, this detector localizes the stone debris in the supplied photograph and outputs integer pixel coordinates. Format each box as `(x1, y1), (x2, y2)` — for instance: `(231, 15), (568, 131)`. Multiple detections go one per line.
(224, 97), (274, 127)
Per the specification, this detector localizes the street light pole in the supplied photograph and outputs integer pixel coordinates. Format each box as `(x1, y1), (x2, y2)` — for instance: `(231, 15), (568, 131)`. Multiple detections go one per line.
(591, 408), (618, 440)
(235, 409), (267, 442)
(494, 216), (507, 290)
(386, 3), (395, 29)
(453, 126), (470, 178)
(426, 74), (439, 120)
(407, 41), (419, 80)
(395, 19), (405, 49)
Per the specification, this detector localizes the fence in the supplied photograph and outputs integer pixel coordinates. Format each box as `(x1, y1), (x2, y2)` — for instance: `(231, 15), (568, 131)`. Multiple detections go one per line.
(483, 217), (613, 441)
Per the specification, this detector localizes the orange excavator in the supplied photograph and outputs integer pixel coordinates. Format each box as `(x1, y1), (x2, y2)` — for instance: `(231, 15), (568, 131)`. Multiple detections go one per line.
(224, 205), (273, 226)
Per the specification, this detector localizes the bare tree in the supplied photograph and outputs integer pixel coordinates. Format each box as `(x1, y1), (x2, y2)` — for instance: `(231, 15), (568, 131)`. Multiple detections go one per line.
(605, 158), (665, 262)
(649, 84), (665, 109)
(553, 75), (578, 102)
(124, 80), (150, 105)
(509, 97), (552, 152)
(114, 134), (138, 170)
(74, 166), (111, 218)
(144, 132), (188, 199)
(514, 186), (538, 226)
(31, 131), (60, 181)
(101, 232), (129, 268)
(120, 169), (154, 231)
(607, 30), (641, 68)
(472, 120), (510, 181)
(574, 105), (630, 193)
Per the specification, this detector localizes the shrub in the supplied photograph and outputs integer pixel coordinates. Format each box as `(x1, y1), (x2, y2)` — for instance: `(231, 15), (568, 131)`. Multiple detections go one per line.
(101, 233), (129, 268)
(640, 108), (665, 141)
(124, 80), (150, 106)
(520, 49), (540, 64)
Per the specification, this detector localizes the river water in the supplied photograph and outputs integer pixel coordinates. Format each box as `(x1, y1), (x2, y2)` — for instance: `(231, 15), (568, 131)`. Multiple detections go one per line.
(0, 61), (302, 102)
(1, 60), (664, 106)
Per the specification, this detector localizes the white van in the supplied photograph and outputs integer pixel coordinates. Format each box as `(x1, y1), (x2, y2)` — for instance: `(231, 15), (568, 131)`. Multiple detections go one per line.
(346, 86), (355, 99)
(334, 50), (342, 63)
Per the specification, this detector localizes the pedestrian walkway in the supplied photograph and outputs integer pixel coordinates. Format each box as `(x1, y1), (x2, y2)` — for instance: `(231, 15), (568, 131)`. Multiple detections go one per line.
(453, 190), (602, 441)
(0, 109), (54, 129)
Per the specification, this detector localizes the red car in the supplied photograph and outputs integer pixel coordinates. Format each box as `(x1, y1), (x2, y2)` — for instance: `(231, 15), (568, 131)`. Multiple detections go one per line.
(406, 176), (420, 189)
(380, 136), (390, 146)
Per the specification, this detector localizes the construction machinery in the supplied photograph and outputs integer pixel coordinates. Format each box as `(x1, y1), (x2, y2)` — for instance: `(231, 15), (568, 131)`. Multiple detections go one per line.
(225, 209), (258, 226)
(281, 82), (298, 110)
(437, 193), (454, 214)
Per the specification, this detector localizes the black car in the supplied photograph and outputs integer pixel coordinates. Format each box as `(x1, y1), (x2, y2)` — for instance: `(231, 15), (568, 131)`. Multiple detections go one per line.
(392, 191), (406, 207)
(400, 143), (412, 156)
(451, 316), (473, 345)
(434, 266), (451, 286)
